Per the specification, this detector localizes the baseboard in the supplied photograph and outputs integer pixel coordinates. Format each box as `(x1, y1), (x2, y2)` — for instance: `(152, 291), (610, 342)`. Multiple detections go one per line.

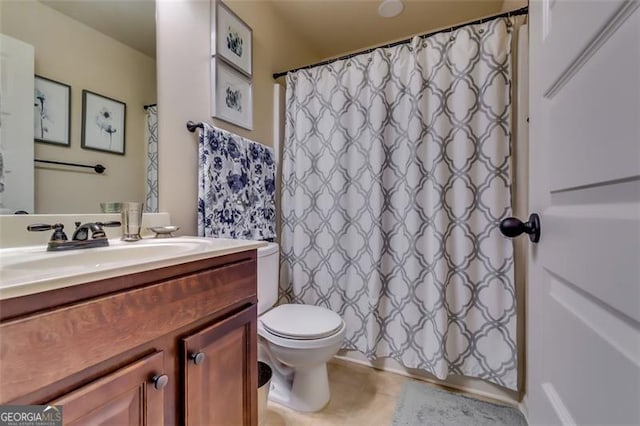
(333, 351), (522, 409)
(520, 394), (530, 424)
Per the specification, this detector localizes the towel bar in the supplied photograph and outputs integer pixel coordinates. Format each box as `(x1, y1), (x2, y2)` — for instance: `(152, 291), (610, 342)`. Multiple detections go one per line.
(186, 121), (204, 132)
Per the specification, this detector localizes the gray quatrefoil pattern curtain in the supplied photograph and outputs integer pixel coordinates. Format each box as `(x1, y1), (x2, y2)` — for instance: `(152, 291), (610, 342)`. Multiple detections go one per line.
(280, 18), (517, 389)
(145, 105), (158, 213)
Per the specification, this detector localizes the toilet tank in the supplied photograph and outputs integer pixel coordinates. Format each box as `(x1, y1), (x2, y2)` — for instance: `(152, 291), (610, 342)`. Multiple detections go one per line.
(257, 242), (280, 315)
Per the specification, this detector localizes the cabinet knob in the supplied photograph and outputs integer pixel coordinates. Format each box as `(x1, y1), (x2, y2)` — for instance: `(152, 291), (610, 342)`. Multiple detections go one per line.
(151, 374), (169, 390)
(190, 352), (206, 365)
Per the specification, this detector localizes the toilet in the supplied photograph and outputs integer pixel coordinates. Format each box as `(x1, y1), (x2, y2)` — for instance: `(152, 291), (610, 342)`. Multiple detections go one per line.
(257, 243), (346, 412)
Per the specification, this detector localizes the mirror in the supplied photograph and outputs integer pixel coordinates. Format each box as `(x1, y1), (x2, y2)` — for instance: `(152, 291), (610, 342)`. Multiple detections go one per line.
(0, 0), (156, 214)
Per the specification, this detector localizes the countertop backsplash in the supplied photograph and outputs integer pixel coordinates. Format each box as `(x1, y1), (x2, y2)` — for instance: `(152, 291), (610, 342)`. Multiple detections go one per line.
(0, 212), (171, 248)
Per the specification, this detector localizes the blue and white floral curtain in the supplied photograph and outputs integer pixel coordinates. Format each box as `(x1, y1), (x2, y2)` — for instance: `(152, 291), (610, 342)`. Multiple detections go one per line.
(281, 18), (518, 389)
(144, 105), (158, 213)
(198, 124), (276, 240)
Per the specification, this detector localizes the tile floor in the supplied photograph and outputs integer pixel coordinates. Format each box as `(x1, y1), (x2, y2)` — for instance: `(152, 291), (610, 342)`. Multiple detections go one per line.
(264, 360), (410, 426)
(264, 359), (519, 425)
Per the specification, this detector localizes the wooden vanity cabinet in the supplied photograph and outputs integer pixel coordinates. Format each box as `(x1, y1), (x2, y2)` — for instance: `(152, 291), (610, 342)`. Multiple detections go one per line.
(0, 249), (259, 426)
(50, 352), (166, 426)
(183, 306), (257, 426)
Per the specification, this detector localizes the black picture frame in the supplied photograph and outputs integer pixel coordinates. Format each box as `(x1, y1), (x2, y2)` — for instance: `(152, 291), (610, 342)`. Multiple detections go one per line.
(34, 75), (71, 147)
(81, 90), (126, 155)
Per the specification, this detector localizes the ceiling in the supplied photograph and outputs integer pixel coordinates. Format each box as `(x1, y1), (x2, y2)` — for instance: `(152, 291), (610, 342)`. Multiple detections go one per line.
(40, 0), (156, 58)
(270, 0), (507, 59)
(40, 0), (509, 63)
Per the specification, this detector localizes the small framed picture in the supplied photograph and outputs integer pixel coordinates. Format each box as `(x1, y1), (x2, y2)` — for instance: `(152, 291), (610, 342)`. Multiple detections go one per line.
(211, 0), (252, 76)
(81, 90), (126, 155)
(211, 57), (253, 130)
(34, 76), (71, 147)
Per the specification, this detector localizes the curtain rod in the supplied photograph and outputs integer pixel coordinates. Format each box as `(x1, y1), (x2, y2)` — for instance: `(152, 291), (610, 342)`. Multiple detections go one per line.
(143, 103), (157, 110)
(272, 6), (528, 79)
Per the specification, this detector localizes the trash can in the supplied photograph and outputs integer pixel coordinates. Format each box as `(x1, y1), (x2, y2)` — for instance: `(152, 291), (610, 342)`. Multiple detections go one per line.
(257, 361), (272, 425)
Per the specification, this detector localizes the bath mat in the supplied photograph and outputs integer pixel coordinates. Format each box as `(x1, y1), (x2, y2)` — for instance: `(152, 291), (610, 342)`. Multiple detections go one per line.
(392, 381), (527, 426)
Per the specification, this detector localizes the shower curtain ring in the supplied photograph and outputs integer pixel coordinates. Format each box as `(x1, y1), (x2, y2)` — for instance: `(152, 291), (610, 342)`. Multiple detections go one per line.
(506, 10), (514, 27)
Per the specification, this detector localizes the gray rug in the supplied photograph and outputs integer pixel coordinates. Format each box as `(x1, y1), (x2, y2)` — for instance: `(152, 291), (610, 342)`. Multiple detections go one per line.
(392, 381), (527, 426)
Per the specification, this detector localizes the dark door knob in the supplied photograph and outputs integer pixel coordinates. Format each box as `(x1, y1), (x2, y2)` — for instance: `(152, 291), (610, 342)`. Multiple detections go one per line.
(151, 374), (169, 390)
(499, 213), (541, 243)
(190, 352), (206, 365)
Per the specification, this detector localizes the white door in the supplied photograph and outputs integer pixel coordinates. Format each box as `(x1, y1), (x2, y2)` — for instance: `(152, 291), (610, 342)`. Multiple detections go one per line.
(0, 34), (35, 214)
(527, 0), (640, 424)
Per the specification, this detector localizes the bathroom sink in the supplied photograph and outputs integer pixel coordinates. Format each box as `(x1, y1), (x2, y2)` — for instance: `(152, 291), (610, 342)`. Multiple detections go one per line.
(2, 240), (204, 271)
(0, 237), (266, 299)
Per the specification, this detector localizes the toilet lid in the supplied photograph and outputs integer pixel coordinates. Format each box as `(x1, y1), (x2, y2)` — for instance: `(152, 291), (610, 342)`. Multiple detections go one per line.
(260, 304), (343, 340)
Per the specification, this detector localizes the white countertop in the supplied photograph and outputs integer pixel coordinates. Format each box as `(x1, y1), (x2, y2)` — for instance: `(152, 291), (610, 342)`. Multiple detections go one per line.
(0, 236), (266, 300)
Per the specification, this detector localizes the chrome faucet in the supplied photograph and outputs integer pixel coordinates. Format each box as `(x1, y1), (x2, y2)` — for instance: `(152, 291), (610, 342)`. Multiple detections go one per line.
(27, 221), (121, 252)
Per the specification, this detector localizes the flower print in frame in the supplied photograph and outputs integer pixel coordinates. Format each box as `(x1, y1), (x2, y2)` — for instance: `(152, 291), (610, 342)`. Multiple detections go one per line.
(81, 90), (126, 155)
(34, 76), (71, 147)
(211, 57), (253, 130)
(211, 0), (252, 76)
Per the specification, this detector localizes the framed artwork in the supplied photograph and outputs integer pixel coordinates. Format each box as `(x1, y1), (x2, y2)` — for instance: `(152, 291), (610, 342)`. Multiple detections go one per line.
(211, 0), (252, 76)
(211, 57), (253, 130)
(81, 90), (126, 155)
(34, 76), (71, 147)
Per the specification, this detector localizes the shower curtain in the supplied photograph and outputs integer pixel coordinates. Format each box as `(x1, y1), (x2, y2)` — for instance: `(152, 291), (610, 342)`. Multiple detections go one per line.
(145, 105), (158, 213)
(281, 17), (518, 389)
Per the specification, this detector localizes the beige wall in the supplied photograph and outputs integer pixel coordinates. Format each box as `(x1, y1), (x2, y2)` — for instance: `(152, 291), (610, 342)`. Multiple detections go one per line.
(312, 0), (520, 64)
(502, 0), (528, 12)
(1, 0), (156, 214)
(157, 0), (321, 236)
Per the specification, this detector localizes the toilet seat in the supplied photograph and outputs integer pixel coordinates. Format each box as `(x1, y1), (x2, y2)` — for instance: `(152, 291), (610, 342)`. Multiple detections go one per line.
(260, 304), (344, 340)
(258, 319), (346, 350)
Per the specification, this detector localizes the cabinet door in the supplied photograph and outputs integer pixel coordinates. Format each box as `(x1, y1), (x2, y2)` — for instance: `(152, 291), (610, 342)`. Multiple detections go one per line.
(50, 352), (166, 425)
(183, 305), (257, 426)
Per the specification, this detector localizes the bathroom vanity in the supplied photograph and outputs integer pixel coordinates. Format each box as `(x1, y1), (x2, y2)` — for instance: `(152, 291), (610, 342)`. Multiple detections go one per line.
(0, 238), (263, 425)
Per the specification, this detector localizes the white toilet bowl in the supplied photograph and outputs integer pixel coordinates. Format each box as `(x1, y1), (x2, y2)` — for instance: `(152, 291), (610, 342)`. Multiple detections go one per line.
(256, 244), (346, 412)
(258, 304), (346, 412)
